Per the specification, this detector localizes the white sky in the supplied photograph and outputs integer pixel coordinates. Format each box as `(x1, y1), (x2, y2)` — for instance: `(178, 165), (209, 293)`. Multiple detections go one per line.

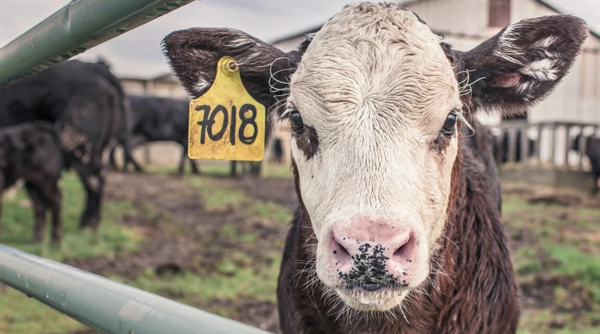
(0, 0), (360, 79)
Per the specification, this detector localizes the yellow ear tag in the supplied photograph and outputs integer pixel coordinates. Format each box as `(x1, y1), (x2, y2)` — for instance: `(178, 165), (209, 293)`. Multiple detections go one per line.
(188, 56), (265, 161)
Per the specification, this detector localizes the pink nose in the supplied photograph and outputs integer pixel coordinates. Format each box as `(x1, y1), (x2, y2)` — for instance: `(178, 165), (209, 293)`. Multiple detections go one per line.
(329, 219), (418, 290)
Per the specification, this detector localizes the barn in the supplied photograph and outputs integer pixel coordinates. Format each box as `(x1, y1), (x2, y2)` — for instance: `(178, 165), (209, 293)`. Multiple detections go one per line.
(269, 0), (600, 188)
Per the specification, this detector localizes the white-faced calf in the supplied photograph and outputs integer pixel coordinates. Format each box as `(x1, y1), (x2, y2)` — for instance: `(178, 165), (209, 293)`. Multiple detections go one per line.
(163, 3), (587, 333)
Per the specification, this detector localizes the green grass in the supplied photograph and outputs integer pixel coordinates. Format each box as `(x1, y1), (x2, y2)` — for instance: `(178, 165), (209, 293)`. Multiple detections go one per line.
(544, 244), (600, 302)
(1, 172), (143, 261)
(188, 178), (246, 212)
(120, 253), (281, 305)
(247, 201), (292, 224)
(0, 288), (84, 334)
(503, 194), (600, 333)
(0, 172), (144, 334)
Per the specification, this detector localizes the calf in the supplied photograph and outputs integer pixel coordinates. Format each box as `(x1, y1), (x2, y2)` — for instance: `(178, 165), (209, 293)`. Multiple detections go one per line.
(163, 4), (586, 333)
(572, 134), (600, 194)
(0, 122), (62, 244)
(1, 60), (125, 229)
(108, 95), (199, 174)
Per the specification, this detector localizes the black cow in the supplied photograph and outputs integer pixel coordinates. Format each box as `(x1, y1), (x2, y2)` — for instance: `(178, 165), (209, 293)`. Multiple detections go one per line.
(0, 122), (62, 243)
(572, 134), (600, 194)
(0, 60), (126, 229)
(108, 95), (199, 174)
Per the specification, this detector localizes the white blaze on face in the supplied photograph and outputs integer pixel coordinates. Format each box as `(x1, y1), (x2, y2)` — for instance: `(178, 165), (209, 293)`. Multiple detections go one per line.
(288, 3), (461, 311)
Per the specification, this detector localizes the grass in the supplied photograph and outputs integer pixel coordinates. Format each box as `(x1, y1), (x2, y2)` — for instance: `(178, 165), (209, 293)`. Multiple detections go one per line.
(0, 173), (143, 261)
(116, 253), (281, 308)
(0, 172), (144, 334)
(247, 202), (292, 224)
(0, 288), (84, 334)
(503, 194), (600, 333)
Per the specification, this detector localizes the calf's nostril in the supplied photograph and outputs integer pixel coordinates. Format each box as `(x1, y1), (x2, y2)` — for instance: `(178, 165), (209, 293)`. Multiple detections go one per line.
(333, 239), (351, 257)
(393, 242), (408, 257)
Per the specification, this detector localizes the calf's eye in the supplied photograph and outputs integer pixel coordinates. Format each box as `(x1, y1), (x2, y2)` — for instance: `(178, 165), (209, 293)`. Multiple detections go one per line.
(442, 112), (457, 135)
(290, 110), (305, 134)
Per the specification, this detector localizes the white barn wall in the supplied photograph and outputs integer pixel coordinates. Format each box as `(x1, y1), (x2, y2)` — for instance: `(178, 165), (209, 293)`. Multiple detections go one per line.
(406, 0), (489, 37)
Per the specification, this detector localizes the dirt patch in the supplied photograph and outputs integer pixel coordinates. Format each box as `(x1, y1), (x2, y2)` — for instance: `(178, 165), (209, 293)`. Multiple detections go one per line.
(503, 183), (600, 208)
(64, 171), (294, 333)
(65, 172), (294, 277)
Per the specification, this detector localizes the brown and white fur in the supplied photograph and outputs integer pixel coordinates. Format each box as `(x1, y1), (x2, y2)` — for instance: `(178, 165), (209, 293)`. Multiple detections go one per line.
(162, 3), (587, 333)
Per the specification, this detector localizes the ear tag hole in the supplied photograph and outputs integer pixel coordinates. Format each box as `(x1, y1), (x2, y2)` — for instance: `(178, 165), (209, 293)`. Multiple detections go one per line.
(187, 56), (266, 161)
(223, 59), (238, 75)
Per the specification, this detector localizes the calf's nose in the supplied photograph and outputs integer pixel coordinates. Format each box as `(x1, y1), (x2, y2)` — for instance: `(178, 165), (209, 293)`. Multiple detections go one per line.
(329, 219), (418, 289)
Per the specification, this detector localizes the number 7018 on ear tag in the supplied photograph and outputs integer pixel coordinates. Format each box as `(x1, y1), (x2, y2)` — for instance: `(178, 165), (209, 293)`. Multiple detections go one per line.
(188, 56), (266, 161)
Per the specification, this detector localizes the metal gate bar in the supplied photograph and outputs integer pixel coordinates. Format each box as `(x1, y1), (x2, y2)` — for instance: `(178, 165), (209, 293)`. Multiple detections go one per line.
(0, 0), (194, 87)
(0, 244), (270, 334)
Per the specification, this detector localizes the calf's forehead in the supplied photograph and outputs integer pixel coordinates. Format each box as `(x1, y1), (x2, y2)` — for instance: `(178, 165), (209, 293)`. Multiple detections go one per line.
(290, 3), (460, 130)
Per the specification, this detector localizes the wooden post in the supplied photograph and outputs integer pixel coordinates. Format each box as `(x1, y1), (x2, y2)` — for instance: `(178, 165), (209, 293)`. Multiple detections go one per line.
(508, 126), (517, 163)
(535, 125), (542, 165)
(550, 124), (556, 168)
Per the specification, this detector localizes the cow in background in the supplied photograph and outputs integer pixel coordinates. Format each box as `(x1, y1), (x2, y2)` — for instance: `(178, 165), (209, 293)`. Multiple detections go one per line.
(0, 122), (63, 244)
(108, 95), (199, 174)
(572, 133), (600, 194)
(0, 60), (126, 229)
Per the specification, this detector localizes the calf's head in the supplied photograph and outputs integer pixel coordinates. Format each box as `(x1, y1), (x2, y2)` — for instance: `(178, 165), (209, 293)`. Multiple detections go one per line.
(164, 3), (586, 312)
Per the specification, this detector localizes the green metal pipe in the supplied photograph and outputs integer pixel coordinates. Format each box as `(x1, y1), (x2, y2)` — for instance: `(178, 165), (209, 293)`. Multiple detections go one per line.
(0, 244), (272, 334)
(0, 0), (194, 87)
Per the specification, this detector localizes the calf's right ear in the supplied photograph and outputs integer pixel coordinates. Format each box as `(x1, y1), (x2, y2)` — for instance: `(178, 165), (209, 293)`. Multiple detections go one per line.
(162, 28), (299, 110)
(451, 15), (588, 116)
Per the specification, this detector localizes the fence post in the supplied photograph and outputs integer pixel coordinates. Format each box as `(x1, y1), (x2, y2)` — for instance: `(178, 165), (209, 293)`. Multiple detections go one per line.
(549, 124), (556, 168)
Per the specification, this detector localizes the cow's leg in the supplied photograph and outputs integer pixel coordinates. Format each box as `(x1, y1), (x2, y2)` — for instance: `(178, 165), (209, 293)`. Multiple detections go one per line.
(108, 145), (119, 170)
(180, 145), (200, 175)
(593, 172), (600, 196)
(230, 161), (237, 177)
(127, 154), (144, 173)
(75, 163), (104, 229)
(43, 182), (63, 244)
(0, 179), (4, 240)
(178, 146), (186, 175)
(125, 136), (144, 172)
(251, 162), (261, 177)
(189, 157), (200, 175)
(25, 183), (46, 243)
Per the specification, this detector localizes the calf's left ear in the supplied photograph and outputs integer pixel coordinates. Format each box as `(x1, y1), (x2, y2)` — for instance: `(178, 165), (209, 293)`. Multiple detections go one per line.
(162, 28), (303, 112)
(452, 15), (588, 116)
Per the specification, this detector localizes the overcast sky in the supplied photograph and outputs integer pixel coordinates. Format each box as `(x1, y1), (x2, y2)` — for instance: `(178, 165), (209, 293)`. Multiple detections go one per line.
(0, 0), (360, 79)
(1, 0), (598, 79)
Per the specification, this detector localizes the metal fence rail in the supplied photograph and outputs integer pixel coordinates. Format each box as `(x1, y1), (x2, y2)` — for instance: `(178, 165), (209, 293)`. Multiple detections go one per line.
(0, 0), (194, 87)
(0, 244), (270, 334)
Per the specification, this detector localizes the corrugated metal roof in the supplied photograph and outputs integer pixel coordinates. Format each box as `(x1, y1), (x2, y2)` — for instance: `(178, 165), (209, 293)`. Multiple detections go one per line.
(538, 0), (600, 37)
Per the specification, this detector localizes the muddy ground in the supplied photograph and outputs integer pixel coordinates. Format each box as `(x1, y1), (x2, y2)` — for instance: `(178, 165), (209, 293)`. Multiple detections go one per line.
(66, 171), (600, 333)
